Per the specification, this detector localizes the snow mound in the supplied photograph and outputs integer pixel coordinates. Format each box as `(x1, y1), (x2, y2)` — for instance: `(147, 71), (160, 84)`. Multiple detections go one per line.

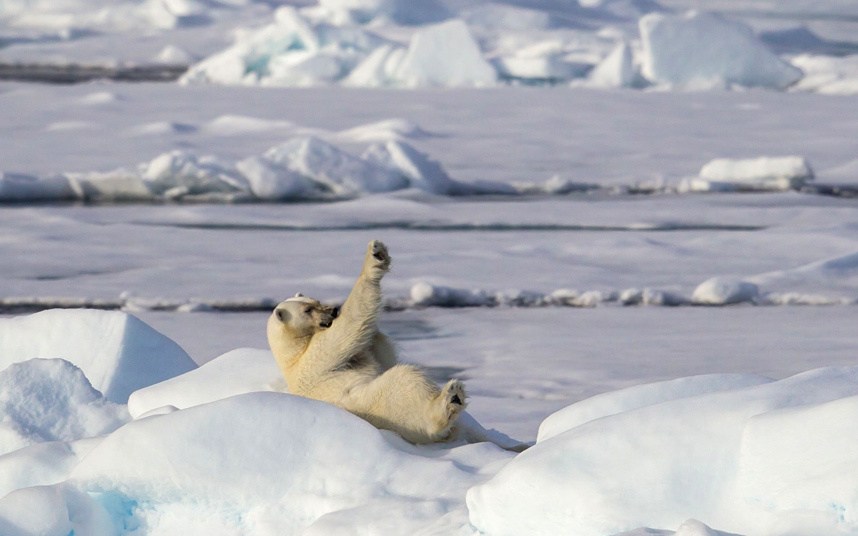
(264, 136), (408, 195)
(410, 282), (495, 308)
(468, 366), (858, 535)
(640, 11), (803, 90)
(691, 277), (760, 305)
(44, 392), (501, 534)
(336, 118), (436, 142)
(0, 310), (195, 403)
(537, 373), (771, 442)
(0, 359), (129, 456)
(128, 348), (282, 418)
(682, 156), (814, 193)
(747, 251), (858, 300)
(362, 141), (464, 195)
(141, 149), (249, 199)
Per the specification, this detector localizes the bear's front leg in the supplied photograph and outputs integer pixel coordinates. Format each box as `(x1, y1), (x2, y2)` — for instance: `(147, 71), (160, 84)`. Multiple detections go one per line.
(312, 240), (390, 369)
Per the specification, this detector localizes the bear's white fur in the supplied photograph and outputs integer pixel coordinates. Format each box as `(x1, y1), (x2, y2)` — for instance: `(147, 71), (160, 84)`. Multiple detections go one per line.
(267, 240), (466, 444)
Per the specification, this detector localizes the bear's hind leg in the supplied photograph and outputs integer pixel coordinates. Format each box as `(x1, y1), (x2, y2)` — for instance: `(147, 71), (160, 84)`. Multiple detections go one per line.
(344, 365), (467, 444)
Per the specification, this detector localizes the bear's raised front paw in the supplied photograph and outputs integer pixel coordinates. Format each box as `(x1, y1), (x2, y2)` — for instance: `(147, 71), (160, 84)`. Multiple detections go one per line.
(366, 240), (391, 274)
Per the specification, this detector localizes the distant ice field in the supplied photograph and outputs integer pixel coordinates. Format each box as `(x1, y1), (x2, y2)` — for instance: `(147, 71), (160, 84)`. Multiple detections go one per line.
(1, 84), (856, 186)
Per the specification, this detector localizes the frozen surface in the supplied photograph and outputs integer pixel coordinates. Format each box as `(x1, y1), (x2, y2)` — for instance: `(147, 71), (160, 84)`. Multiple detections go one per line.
(1, 86), (857, 200)
(0, 193), (856, 310)
(2, 1), (858, 533)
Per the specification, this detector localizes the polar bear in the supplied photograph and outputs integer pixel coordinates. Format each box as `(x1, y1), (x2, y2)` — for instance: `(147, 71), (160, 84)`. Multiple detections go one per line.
(267, 240), (467, 444)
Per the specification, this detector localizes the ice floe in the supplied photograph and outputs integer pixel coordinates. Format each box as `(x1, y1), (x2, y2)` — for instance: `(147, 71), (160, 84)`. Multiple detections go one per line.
(681, 156), (814, 193)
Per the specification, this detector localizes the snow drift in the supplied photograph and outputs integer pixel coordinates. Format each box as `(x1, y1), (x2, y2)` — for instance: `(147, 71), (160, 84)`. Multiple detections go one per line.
(468, 367), (858, 535)
(0, 309), (195, 403)
(2, 309), (858, 535)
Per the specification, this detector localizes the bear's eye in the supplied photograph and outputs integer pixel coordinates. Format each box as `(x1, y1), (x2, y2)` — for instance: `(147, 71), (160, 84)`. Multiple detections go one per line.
(304, 306), (313, 315)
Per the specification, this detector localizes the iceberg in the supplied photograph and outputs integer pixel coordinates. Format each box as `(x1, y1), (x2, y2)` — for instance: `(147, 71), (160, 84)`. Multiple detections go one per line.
(640, 11), (803, 90)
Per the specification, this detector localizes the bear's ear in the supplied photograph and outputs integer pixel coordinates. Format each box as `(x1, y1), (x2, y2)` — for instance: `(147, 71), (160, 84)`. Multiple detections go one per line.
(275, 308), (290, 323)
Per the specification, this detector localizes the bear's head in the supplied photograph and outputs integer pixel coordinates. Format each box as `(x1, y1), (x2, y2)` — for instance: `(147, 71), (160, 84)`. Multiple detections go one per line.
(268, 293), (339, 340)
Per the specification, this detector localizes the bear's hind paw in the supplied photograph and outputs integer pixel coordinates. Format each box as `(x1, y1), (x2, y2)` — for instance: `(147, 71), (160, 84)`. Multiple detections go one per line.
(442, 379), (467, 416)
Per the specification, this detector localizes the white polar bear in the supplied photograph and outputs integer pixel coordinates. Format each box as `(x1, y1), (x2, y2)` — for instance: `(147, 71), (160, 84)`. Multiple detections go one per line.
(267, 240), (467, 444)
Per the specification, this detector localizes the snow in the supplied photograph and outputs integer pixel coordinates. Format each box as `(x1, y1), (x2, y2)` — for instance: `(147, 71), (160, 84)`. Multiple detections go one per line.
(2, 310), (858, 535)
(691, 277), (760, 305)
(682, 156), (814, 193)
(471, 366), (858, 535)
(2, 0), (858, 534)
(0, 358), (128, 456)
(127, 348), (283, 418)
(0, 310), (195, 403)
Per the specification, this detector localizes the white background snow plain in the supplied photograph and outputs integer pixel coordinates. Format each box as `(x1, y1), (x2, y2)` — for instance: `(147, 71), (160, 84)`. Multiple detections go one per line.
(2, 0), (858, 535)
